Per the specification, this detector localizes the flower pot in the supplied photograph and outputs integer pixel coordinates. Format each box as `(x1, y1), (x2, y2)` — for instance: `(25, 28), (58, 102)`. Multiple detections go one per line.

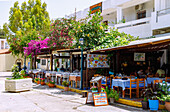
(37, 81), (40, 84)
(110, 98), (114, 104)
(48, 83), (55, 88)
(149, 100), (159, 111)
(41, 81), (46, 85)
(64, 87), (69, 91)
(165, 101), (170, 111)
(92, 90), (98, 92)
(141, 101), (149, 110)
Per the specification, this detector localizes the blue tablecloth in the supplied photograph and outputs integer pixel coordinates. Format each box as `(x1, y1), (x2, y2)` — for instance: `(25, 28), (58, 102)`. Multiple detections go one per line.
(146, 77), (164, 84)
(111, 79), (147, 90)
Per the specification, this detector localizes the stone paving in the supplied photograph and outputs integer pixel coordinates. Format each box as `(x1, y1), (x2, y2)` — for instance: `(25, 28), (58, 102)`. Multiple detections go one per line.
(0, 72), (151, 112)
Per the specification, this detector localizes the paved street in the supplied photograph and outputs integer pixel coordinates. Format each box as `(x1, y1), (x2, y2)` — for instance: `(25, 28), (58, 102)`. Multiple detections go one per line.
(0, 72), (146, 112)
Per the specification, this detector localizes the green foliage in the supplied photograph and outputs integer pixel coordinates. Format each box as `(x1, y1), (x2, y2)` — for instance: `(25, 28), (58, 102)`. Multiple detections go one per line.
(11, 64), (23, 79)
(157, 82), (170, 102)
(62, 81), (69, 87)
(108, 89), (119, 101)
(69, 11), (108, 49)
(143, 97), (148, 102)
(48, 18), (75, 49)
(35, 77), (40, 82)
(3, 0), (50, 56)
(142, 83), (163, 100)
(49, 80), (55, 84)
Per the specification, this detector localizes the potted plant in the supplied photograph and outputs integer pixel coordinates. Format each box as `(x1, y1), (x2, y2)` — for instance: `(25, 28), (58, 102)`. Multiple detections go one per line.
(48, 80), (55, 88)
(62, 81), (69, 91)
(40, 78), (46, 85)
(141, 97), (149, 109)
(108, 89), (119, 104)
(157, 82), (170, 111)
(90, 86), (98, 92)
(5, 64), (32, 92)
(142, 83), (162, 111)
(35, 78), (40, 84)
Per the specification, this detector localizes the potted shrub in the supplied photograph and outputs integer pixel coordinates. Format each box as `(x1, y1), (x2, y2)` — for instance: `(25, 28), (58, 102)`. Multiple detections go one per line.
(157, 82), (170, 111)
(141, 97), (149, 109)
(35, 78), (40, 84)
(142, 83), (162, 111)
(40, 78), (46, 85)
(108, 89), (119, 104)
(5, 64), (32, 92)
(48, 80), (55, 88)
(90, 86), (98, 92)
(62, 81), (69, 91)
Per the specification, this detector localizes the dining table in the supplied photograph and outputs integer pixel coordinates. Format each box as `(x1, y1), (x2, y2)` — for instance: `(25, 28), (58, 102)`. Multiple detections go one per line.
(111, 78), (147, 98)
(146, 77), (165, 84)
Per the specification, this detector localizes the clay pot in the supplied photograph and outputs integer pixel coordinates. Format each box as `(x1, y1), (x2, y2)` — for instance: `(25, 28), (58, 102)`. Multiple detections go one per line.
(165, 102), (170, 111)
(41, 81), (46, 85)
(37, 81), (40, 84)
(48, 83), (55, 88)
(64, 87), (69, 91)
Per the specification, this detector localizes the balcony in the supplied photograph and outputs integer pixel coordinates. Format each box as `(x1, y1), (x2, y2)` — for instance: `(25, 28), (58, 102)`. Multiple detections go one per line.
(151, 8), (170, 30)
(114, 17), (152, 38)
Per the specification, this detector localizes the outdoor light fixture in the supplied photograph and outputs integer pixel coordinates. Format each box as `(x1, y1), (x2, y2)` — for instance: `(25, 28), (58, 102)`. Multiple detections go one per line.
(79, 38), (84, 45)
(79, 38), (84, 90)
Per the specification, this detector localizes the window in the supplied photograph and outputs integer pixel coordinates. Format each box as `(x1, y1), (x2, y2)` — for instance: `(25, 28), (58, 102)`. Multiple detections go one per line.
(137, 10), (146, 19)
(42, 60), (46, 65)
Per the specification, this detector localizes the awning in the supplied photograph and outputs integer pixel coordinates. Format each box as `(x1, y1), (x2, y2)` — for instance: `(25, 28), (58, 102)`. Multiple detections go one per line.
(0, 49), (11, 54)
(92, 36), (170, 53)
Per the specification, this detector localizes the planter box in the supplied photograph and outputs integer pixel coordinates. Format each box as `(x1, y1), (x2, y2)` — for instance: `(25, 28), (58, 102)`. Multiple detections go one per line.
(5, 78), (32, 92)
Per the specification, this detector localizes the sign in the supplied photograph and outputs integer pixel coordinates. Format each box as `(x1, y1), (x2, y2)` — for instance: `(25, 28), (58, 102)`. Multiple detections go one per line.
(86, 92), (94, 104)
(134, 53), (145, 61)
(90, 2), (102, 14)
(93, 92), (108, 106)
(87, 54), (109, 68)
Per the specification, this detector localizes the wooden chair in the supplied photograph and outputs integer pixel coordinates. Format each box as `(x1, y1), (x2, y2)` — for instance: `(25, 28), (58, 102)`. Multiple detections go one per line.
(101, 76), (110, 87)
(165, 77), (170, 82)
(125, 79), (138, 99)
(154, 79), (163, 84)
(138, 78), (145, 97)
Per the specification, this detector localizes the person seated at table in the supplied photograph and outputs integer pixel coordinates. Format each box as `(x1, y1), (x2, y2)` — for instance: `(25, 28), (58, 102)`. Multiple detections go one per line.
(145, 66), (152, 75)
(60, 65), (66, 72)
(137, 69), (144, 75)
(156, 66), (165, 77)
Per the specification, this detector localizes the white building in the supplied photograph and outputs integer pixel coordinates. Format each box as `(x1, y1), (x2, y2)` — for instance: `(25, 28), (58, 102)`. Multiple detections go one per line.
(0, 39), (9, 50)
(66, 0), (170, 39)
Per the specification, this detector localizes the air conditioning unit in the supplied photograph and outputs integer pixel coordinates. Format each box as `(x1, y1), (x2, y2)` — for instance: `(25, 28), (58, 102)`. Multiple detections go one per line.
(135, 4), (144, 11)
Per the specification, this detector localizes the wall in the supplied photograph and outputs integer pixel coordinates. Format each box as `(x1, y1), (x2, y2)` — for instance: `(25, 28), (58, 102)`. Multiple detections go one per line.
(0, 53), (24, 72)
(117, 23), (152, 38)
(122, 0), (154, 22)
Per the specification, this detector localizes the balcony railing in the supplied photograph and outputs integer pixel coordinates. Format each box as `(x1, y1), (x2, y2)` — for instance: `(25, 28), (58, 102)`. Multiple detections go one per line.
(115, 17), (151, 29)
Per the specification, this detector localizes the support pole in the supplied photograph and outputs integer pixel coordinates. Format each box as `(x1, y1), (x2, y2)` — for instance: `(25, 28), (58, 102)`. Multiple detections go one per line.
(80, 45), (83, 90)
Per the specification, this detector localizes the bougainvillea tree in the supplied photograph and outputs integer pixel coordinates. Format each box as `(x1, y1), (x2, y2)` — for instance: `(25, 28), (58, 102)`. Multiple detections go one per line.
(24, 38), (49, 57)
(48, 17), (75, 49)
(3, 0), (50, 56)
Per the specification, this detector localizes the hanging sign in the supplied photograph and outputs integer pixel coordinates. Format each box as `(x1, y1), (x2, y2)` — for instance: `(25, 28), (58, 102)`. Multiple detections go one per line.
(87, 54), (109, 68)
(93, 92), (108, 106)
(90, 2), (102, 14)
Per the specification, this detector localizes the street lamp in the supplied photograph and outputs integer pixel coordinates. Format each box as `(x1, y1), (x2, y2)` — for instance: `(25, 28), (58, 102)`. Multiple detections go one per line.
(79, 38), (83, 90)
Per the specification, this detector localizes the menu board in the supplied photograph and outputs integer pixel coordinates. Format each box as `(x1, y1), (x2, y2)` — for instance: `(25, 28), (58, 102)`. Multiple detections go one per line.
(86, 92), (94, 104)
(93, 92), (108, 106)
(87, 54), (109, 68)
